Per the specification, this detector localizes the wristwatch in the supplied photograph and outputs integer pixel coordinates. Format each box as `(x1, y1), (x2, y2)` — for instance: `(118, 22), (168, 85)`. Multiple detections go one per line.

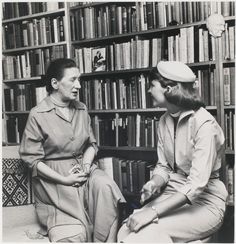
(151, 206), (159, 223)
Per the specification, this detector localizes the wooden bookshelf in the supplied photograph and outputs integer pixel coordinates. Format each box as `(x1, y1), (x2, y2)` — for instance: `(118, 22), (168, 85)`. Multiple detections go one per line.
(2, 1), (235, 208)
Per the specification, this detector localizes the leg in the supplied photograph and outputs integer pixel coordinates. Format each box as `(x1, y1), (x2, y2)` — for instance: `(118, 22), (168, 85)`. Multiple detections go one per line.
(118, 200), (224, 243)
(87, 169), (125, 242)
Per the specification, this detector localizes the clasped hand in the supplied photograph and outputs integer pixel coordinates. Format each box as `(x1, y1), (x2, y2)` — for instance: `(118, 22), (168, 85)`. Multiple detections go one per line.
(67, 164), (89, 187)
(66, 171), (88, 187)
(126, 208), (158, 233)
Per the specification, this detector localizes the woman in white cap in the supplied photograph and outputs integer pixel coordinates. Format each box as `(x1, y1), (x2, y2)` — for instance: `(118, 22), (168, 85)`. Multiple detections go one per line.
(118, 61), (228, 242)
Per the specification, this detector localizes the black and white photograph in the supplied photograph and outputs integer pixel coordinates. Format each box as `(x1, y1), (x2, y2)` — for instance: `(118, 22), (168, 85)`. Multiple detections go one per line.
(1, 1), (235, 243)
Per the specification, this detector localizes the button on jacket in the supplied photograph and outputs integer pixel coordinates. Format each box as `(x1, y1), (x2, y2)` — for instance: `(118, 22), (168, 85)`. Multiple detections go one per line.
(153, 107), (228, 203)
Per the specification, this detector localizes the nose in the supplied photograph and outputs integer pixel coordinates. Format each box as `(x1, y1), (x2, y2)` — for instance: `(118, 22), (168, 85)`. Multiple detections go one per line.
(148, 87), (151, 93)
(74, 79), (81, 89)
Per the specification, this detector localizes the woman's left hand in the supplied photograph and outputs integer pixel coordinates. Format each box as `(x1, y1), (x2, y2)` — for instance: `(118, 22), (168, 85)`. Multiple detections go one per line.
(126, 208), (158, 233)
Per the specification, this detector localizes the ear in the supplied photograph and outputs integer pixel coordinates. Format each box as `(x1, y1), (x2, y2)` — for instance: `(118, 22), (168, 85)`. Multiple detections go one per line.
(166, 85), (172, 93)
(51, 78), (59, 90)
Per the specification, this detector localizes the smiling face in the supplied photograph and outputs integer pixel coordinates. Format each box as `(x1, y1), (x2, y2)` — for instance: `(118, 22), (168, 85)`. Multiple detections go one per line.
(148, 79), (167, 108)
(52, 67), (81, 102)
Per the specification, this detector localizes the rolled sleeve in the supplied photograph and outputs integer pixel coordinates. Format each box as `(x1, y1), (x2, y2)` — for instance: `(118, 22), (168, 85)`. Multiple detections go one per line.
(178, 120), (224, 203)
(91, 142), (98, 155)
(19, 111), (45, 177)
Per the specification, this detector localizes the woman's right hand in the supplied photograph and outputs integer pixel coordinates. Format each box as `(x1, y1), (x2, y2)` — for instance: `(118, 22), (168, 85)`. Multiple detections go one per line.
(65, 172), (88, 187)
(140, 180), (160, 204)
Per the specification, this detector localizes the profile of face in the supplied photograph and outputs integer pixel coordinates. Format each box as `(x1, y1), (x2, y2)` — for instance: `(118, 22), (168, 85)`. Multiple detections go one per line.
(52, 67), (81, 102)
(148, 79), (167, 108)
(206, 14), (225, 38)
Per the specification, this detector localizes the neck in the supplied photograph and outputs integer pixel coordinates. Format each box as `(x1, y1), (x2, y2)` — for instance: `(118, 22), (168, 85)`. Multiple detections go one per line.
(50, 94), (70, 107)
(166, 103), (181, 114)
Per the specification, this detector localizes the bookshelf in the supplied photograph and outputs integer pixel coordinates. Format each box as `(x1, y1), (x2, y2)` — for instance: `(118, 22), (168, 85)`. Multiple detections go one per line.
(2, 1), (235, 208)
(66, 2), (235, 208)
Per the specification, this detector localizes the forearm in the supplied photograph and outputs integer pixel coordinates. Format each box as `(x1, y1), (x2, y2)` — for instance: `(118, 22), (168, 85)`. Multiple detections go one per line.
(82, 145), (96, 167)
(154, 192), (188, 217)
(36, 161), (68, 185)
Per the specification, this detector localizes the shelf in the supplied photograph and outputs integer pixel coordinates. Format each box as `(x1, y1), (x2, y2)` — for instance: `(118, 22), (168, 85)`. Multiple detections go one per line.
(3, 76), (42, 84)
(2, 41), (67, 54)
(224, 105), (235, 110)
(2, 142), (20, 147)
(226, 201), (234, 207)
(80, 67), (153, 78)
(225, 149), (235, 155)
(188, 61), (216, 68)
(70, 2), (133, 11)
(89, 108), (166, 114)
(2, 8), (65, 24)
(225, 16), (236, 22)
(222, 59), (235, 65)
(71, 18), (223, 47)
(80, 62), (217, 78)
(99, 146), (156, 152)
(4, 111), (29, 115)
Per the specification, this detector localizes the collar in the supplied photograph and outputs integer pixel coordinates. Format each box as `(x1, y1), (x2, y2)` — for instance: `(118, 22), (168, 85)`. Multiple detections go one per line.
(164, 109), (194, 142)
(36, 96), (86, 113)
(166, 109), (194, 123)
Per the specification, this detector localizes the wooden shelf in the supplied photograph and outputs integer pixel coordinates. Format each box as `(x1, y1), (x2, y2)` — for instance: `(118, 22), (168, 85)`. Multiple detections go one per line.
(80, 61), (217, 78)
(4, 111), (29, 115)
(224, 105), (235, 110)
(2, 8), (65, 24)
(99, 146), (156, 152)
(225, 149), (235, 155)
(70, 2), (133, 11)
(3, 76), (42, 84)
(3, 41), (67, 54)
(80, 67), (153, 78)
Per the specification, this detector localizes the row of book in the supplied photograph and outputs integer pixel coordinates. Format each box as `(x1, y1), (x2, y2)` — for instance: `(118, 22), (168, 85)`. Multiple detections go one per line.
(3, 65), (219, 113)
(98, 157), (155, 194)
(70, 2), (235, 40)
(79, 68), (218, 110)
(2, 46), (67, 80)
(224, 111), (235, 151)
(79, 75), (153, 110)
(221, 24), (235, 61)
(223, 67), (235, 106)
(3, 16), (65, 50)
(74, 25), (235, 74)
(4, 115), (28, 144)
(4, 86), (47, 112)
(91, 115), (159, 148)
(196, 69), (217, 107)
(2, 2), (64, 19)
(225, 165), (234, 205)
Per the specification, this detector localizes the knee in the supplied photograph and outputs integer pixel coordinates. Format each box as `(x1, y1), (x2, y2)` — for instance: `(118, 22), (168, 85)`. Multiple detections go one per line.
(91, 169), (114, 191)
(117, 224), (130, 242)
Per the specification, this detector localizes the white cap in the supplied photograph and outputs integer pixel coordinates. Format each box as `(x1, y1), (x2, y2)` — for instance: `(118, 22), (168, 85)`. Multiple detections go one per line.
(157, 61), (196, 82)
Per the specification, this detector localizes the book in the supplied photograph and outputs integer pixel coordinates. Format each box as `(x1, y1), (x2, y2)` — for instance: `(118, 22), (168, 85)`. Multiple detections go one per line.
(98, 157), (114, 179)
(92, 47), (106, 72)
